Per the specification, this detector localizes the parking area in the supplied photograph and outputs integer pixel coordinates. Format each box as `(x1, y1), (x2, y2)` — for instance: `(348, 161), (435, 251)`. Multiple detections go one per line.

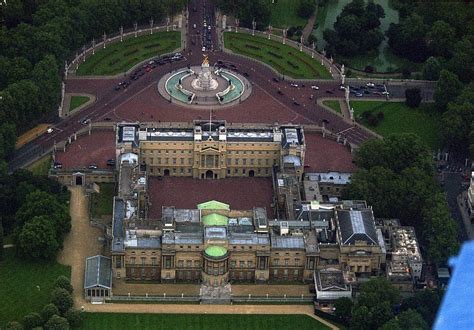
(304, 132), (357, 173)
(54, 130), (115, 170)
(148, 176), (274, 219)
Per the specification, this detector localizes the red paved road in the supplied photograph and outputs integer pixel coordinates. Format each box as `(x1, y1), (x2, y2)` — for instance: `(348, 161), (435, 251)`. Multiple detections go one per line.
(148, 176), (274, 219)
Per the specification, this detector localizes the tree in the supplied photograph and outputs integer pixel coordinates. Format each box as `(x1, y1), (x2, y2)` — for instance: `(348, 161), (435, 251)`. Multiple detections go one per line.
(15, 190), (71, 238)
(324, 0), (384, 57)
(41, 304), (59, 323)
(22, 312), (43, 330)
(333, 297), (353, 321)
(422, 57), (442, 81)
(44, 315), (69, 330)
(401, 289), (443, 326)
(434, 70), (462, 111)
(0, 219), (4, 261)
(426, 20), (455, 58)
(64, 309), (83, 328)
(354, 134), (433, 174)
(358, 277), (400, 309)
(405, 88), (422, 108)
(51, 287), (74, 315)
(298, 0), (316, 19)
(422, 193), (459, 265)
(17, 216), (60, 260)
(54, 276), (73, 294)
(387, 14), (429, 62)
(397, 309), (429, 329)
(5, 321), (23, 330)
(350, 305), (372, 330)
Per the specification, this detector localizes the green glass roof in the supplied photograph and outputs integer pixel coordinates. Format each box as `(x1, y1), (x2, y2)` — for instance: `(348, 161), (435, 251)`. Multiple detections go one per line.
(202, 213), (228, 226)
(197, 200), (230, 210)
(205, 245), (228, 258)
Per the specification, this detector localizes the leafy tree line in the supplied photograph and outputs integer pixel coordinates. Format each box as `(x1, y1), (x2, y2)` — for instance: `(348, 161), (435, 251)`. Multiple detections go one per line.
(333, 278), (443, 329)
(0, 0), (186, 171)
(323, 0), (385, 57)
(213, 0), (271, 29)
(0, 170), (70, 260)
(344, 134), (459, 265)
(5, 275), (83, 330)
(385, 2), (474, 161)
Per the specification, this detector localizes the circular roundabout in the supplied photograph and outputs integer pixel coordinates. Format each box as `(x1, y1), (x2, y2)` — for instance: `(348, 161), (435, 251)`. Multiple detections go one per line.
(157, 55), (252, 109)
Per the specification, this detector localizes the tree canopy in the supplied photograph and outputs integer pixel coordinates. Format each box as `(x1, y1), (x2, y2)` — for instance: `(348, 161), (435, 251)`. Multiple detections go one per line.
(323, 0), (385, 57)
(345, 134), (459, 265)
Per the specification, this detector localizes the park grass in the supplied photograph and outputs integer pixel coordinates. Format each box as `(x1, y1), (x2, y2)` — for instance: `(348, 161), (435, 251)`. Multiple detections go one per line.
(350, 101), (441, 149)
(81, 313), (330, 330)
(224, 33), (331, 79)
(70, 95), (90, 111)
(323, 100), (342, 114)
(76, 31), (180, 76)
(269, 0), (308, 28)
(90, 183), (116, 218)
(27, 154), (51, 176)
(0, 249), (71, 327)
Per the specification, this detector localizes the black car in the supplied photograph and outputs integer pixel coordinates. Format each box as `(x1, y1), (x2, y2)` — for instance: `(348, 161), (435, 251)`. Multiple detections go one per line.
(325, 90), (334, 94)
(293, 101), (300, 106)
(114, 85), (121, 91)
(243, 72), (249, 77)
(273, 77), (279, 83)
(107, 159), (116, 166)
(277, 90), (284, 95)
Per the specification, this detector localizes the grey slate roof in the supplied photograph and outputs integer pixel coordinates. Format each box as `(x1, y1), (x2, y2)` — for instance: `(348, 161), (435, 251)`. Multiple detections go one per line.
(84, 255), (112, 289)
(270, 235), (305, 249)
(112, 197), (125, 252)
(337, 209), (378, 245)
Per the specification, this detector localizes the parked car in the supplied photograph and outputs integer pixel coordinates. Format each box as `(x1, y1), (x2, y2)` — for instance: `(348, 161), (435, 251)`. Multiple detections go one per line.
(53, 162), (62, 169)
(107, 159), (116, 166)
(88, 164), (98, 169)
(311, 85), (319, 90)
(290, 83), (298, 87)
(366, 82), (375, 87)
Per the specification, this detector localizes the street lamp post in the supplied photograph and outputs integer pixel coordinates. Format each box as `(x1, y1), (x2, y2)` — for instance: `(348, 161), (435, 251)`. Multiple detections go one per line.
(282, 28), (287, 45)
(150, 18), (154, 35)
(92, 38), (95, 55)
(103, 32), (107, 48)
(120, 26), (123, 42)
(134, 22), (138, 38)
(235, 18), (239, 33)
(268, 25), (272, 40)
(252, 19), (256, 36)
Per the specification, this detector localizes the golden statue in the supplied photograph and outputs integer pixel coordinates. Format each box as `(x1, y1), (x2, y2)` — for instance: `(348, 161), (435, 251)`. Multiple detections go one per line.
(202, 54), (209, 66)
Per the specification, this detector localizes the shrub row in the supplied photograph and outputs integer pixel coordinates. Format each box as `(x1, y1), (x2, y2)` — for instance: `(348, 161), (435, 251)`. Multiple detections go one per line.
(123, 48), (139, 57)
(245, 43), (261, 50)
(267, 50), (283, 59)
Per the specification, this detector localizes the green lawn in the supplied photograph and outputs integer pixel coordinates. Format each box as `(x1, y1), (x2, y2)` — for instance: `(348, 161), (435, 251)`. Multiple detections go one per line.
(350, 101), (441, 149)
(0, 249), (71, 327)
(323, 100), (342, 114)
(82, 313), (329, 330)
(70, 95), (90, 111)
(224, 33), (331, 79)
(269, 0), (308, 28)
(27, 154), (51, 176)
(90, 183), (116, 218)
(76, 31), (180, 76)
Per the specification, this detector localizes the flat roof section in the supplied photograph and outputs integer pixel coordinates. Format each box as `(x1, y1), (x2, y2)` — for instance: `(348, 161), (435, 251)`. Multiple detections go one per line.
(148, 177), (274, 219)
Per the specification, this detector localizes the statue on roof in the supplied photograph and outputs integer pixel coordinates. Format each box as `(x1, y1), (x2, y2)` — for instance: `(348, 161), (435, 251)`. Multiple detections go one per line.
(202, 54), (209, 66)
